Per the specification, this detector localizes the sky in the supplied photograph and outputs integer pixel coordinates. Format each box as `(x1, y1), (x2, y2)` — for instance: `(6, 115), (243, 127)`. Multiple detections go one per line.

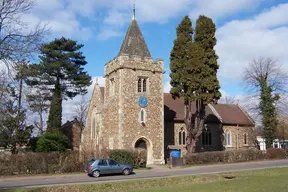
(2, 0), (288, 123)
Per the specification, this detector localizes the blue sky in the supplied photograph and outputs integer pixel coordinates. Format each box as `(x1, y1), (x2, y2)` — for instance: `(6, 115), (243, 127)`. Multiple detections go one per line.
(4, 0), (287, 121)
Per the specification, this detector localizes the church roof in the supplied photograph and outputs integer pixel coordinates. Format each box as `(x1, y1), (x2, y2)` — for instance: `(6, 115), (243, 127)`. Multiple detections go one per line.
(164, 93), (254, 126)
(118, 19), (152, 58)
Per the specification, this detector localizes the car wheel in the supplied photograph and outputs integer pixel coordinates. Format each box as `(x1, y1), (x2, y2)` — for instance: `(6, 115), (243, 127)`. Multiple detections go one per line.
(122, 168), (130, 175)
(92, 170), (100, 177)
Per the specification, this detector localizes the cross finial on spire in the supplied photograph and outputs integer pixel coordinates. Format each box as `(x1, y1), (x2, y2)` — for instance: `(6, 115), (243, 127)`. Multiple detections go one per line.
(132, 0), (136, 20)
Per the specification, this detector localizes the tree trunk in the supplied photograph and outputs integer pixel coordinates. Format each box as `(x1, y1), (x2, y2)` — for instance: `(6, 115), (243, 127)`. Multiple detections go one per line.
(17, 79), (23, 116)
(185, 100), (206, 154)
(47, 78), (62, 132)
(39, 109), (43, 135)
(13, 78), (23, 154)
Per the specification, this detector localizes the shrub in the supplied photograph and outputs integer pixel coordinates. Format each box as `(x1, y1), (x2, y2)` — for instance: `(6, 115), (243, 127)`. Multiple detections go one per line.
(60, 152), (84, 173)
(0, 151), (84, 176)
(132, 149), (147, 168)
(284, 148), (288, 158)
(184, 148), (266, 165)
(36, 131), (69, 152)
(108, 149), (134, 166)
(266, 148), (286, 159)
(27, 137), (39, 152)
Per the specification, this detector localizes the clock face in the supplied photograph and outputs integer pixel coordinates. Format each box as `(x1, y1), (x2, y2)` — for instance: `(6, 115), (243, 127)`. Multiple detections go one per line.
(138, 96), (148, 108)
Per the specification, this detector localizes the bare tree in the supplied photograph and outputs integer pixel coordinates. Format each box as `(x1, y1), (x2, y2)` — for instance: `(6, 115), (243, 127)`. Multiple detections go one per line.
(0, 0), (49, 73)
(243, 58), (288, 114)
(0, 69), (8, 102)
(73, 94), (89, 127)
(276, 116), (288, 141)
(243, 57), (288, 148)
(25, 85), (51, 135)
(220, 96), (238, 104)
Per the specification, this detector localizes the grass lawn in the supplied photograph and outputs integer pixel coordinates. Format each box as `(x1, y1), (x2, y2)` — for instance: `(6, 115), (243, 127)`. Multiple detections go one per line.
(4, 167), (288, 192)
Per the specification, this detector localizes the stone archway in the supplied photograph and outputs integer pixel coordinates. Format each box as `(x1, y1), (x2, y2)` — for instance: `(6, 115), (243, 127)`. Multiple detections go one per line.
(134, 137), (153, 165)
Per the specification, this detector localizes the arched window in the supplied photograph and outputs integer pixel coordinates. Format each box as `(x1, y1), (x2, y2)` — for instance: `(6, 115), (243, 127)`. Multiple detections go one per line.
(137, 79), (142, 93)
(141, 110), (145, 122)
(224, 131), (232, 146)
(139, 109), (146, 124)
(137, 77), (148, 93)
(143, 79), (147, 92)
(244, 133), (247, 145)
(202, 129), (212, 146)
(91, 117), (95, 139)
(178, 128), (186, 145)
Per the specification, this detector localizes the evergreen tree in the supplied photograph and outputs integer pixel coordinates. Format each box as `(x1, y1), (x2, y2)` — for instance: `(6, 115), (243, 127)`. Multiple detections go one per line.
(170, 16), (193, 99)
(170, 15), (221, 153)
(36, 131), (69, 152)
(243, 58), (286, 149)
(26, 37), (92, 132)
(260, 83), (279, 148)
(194, 15), (221, 104)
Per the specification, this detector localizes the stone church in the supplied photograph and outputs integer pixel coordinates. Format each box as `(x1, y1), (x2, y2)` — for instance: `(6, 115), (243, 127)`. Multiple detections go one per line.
(80, 13), (256, 165)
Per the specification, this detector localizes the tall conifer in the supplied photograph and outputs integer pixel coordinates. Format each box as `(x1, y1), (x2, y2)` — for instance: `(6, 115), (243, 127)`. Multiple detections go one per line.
(170, 15), (221, 153)
(26, 37), (92, 132)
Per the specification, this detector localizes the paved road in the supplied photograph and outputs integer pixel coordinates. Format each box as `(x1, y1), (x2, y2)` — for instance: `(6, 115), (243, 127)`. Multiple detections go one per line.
(1, 159), (288, 190)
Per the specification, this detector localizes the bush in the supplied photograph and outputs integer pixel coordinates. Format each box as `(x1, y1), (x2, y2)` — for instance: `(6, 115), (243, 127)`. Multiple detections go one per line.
(36, 131), (69, 152)
(108, 149), (134, 166)
(60, 152), (84, 173)
(284, 148), (288, 158)
(0, 151), (84, 176)
(27, 137), (39, 152)
(132, 149), (147, 168)
(266, 148), (286, 159)
(184, 148), (266, 165)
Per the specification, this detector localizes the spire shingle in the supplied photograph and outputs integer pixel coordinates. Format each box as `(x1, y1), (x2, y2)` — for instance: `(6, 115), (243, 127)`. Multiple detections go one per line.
(118, 19), (152, 59)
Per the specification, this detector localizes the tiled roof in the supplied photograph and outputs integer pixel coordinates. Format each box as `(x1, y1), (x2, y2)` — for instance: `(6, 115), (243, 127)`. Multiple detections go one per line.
(211, 104), (254, 126)
(118, 19), (152, 58)
(164, 93), (254, 126)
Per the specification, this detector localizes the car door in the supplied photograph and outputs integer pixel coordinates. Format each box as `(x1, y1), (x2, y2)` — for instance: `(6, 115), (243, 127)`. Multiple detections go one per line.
(97, 159), (109, 174)
(107, 159), (122, 174)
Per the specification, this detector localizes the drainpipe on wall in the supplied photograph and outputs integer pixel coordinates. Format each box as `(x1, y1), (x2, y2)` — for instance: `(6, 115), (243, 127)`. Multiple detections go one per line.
(237, 124), (239, 150)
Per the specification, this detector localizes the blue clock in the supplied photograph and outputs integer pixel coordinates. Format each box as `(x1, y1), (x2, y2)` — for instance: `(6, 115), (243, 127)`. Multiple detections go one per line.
(138, 96), (148, 108)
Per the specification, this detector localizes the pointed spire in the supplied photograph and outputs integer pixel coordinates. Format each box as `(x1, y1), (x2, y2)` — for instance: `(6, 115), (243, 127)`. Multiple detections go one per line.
(132, 0), (136, 20)
(96, 78), (98, 85)
(118, 0), (152, 59)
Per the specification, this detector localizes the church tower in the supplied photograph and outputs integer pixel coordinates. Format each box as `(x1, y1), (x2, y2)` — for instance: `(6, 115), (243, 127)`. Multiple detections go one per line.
(102, 7), (165, 164)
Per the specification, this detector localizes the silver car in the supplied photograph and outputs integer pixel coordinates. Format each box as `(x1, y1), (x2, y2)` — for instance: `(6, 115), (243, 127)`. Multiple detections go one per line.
(86, 158), (133, 177)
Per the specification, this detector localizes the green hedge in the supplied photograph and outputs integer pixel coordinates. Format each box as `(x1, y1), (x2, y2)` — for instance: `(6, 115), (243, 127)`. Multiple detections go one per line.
(0, 151), (84, 175)
(108, 149), (134, 165)
(108, 149), (147, 168)
(184, 148), (266, 165)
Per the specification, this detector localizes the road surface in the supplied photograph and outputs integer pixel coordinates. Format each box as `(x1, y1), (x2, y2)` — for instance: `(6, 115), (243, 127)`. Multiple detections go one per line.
(1, 159), (288, 190)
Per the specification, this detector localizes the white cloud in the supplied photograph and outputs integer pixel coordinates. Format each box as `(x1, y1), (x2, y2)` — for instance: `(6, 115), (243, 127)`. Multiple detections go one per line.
(216, 3), (288, 82)
(97, 0), (265, 39)
(163, 81), (171, 93)
(97, 27), (123, 41)
(21, 0), (94, 41)
(22, 0), (268, 40)
(189, 0), (264, 20)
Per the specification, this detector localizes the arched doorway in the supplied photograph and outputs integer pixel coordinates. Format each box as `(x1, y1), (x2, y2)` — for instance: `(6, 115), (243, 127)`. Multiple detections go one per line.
(135, 140), (147, 149)
(134, 137), (153, 165)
